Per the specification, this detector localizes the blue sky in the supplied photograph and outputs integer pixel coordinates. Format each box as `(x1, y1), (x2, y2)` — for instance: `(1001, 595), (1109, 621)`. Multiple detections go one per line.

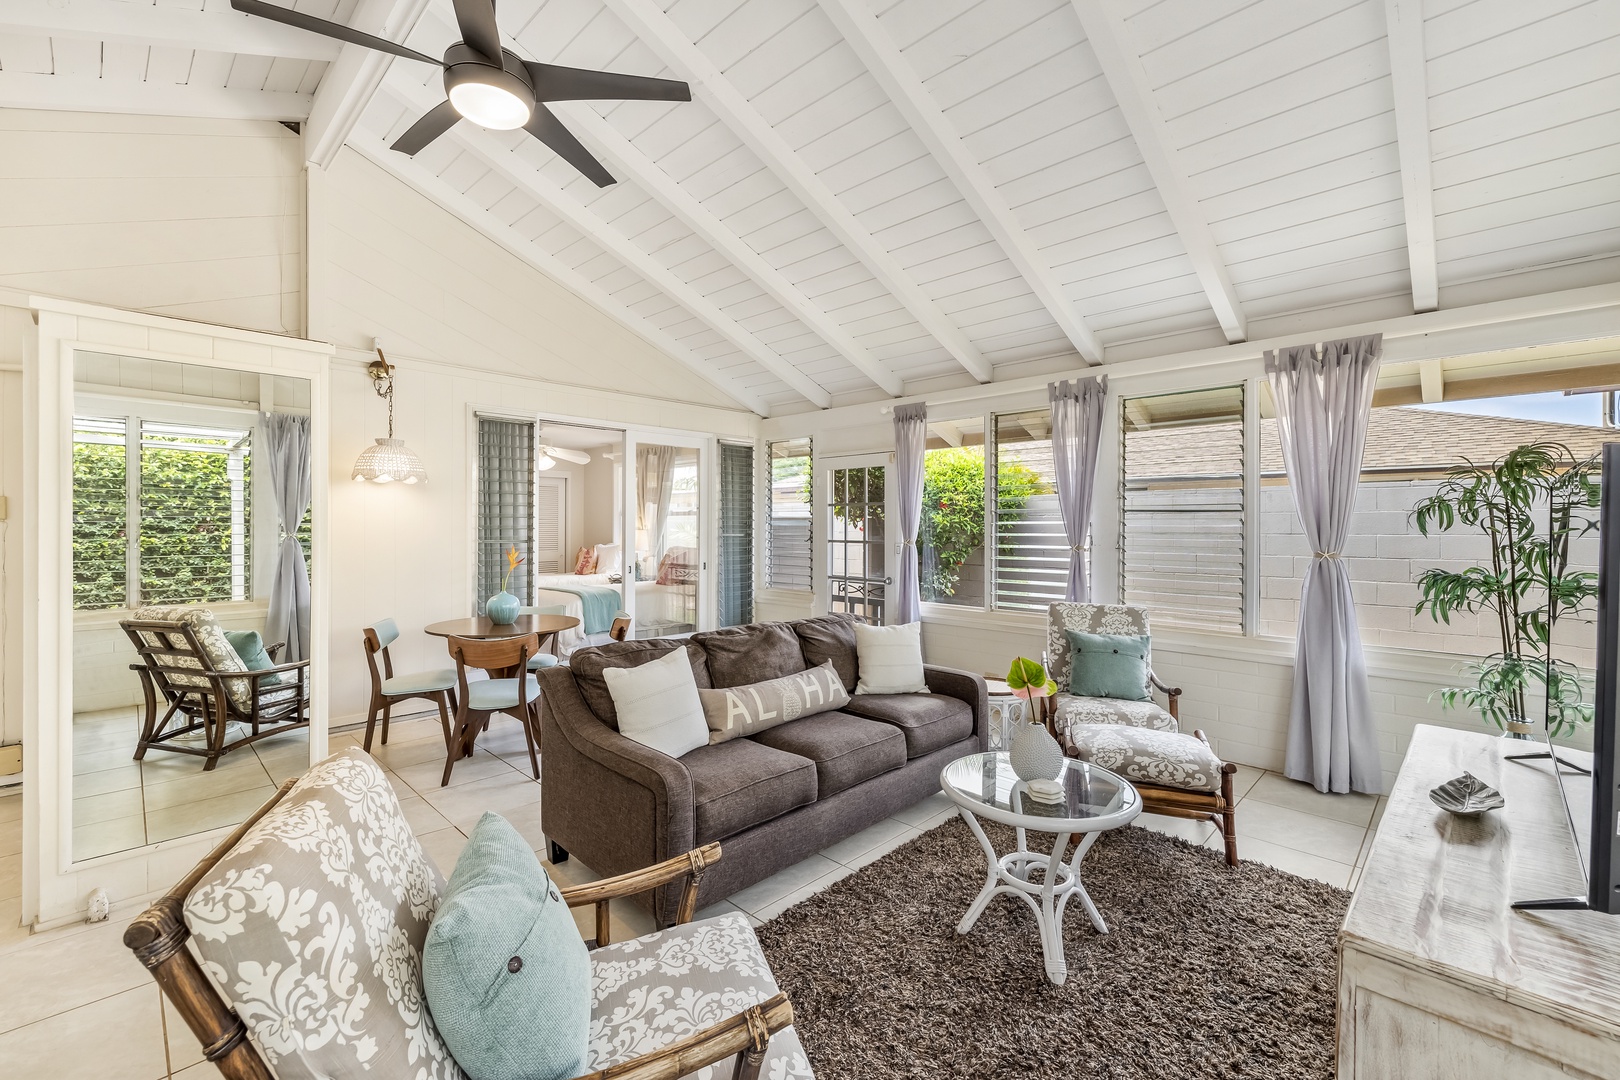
(1415, 390), (1606, 427)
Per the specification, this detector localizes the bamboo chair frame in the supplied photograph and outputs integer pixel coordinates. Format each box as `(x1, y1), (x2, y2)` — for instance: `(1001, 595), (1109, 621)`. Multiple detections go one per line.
(122, 618), (310, 771)
(124, 784), (794, 1080)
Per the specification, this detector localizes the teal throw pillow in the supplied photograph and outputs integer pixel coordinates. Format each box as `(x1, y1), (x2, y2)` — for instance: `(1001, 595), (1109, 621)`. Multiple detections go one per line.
(1066, 630), (1151, 701)
(222, 629), (281, 687)
(423, 813), (590, 1080)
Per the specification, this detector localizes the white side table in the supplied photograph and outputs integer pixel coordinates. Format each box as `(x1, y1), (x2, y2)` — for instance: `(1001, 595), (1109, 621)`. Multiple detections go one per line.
(940, 751), (1141, 985)
(982, 678), (1025, 751)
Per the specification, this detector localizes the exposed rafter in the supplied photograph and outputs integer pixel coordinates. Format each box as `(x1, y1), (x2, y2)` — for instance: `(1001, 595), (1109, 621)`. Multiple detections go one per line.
(1383, 0), (1440, 313)
(347, 134), (770, 416)
(305, 0), (434, 169)
(0, 0), (341, 61)
(381, 78), (832, 409)
(550, 101), (904, 397)
(0, 72), (310, 121)
(1419, 359), (1444, 402)
(601, 0), (994, 384)
(1071, 0), (1246, 343)
(817, 0), (1105, 365)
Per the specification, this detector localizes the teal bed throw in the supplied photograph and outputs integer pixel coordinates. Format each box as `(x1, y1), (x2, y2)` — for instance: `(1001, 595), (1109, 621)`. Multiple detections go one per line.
(543, 583), (620, 635)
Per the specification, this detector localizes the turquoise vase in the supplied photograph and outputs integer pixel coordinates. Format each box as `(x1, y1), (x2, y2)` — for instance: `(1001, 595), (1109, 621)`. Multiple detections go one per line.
(485, 590), (520, 625)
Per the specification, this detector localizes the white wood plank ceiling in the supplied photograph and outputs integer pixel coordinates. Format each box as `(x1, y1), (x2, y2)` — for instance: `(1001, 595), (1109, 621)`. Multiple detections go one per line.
(4, 0), (1618, 415)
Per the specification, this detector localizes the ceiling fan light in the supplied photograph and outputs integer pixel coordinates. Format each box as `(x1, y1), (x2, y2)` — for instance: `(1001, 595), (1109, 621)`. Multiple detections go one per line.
(449, 78), (531, 130)
(537, 452), (556, 470)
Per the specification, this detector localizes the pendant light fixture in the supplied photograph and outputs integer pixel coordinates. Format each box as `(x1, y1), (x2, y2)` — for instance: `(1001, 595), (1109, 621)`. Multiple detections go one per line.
(352, 342), (428, 484)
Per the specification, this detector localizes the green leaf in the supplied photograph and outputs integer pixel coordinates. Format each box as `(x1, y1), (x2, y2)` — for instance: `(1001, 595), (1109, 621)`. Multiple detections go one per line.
(1005, 656), (1048, 691)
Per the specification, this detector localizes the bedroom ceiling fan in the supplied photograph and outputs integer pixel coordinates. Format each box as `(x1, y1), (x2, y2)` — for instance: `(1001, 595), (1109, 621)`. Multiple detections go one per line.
(537, 438), (591, 471)
(228, 0), (691, 186)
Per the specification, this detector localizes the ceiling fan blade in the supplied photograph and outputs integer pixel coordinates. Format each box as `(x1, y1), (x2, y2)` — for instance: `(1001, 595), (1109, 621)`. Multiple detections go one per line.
(523, 104), (616, 186)
(525, 62), (692, 103)
(391, 100), (461, 156)
(545, 447), (592, 465)
(229, 0), (441, 64)
(451, 0), (504, 62)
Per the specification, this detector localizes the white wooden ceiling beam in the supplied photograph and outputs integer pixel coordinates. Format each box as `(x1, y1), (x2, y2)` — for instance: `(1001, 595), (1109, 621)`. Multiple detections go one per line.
(347, 134), (771, 416)
(1419, 359), (1444, 403)
(549, 101), (905, 397)
(305, 0), (435, 169)
(0, 0), (341, 62)
(1071, 0), (1247, 343)
(817, 0), (1105, 366)
(601, 0), (994, 384)
(0, 71), (310, 121)
(381, 79), (832, 409)
(1384, 0), (1440, 313)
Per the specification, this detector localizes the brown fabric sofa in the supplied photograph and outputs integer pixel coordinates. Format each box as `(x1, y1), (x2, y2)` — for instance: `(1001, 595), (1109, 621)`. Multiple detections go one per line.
(537, 614), (988, 922)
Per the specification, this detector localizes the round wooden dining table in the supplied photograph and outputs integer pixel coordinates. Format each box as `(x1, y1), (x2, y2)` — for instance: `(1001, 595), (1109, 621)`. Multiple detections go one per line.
(423, 614), (579, 644)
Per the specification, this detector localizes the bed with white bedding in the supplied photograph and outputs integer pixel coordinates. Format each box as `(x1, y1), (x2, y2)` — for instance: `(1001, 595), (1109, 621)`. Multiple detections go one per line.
(533, 573), (691, 652)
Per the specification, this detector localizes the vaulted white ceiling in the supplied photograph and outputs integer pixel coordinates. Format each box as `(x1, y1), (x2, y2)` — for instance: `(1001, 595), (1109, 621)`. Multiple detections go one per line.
(4, 0), (1618, 415)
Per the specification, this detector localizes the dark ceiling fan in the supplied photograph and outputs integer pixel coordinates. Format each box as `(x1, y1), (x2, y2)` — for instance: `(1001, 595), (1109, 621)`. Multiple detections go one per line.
(229, 0), (691, 186)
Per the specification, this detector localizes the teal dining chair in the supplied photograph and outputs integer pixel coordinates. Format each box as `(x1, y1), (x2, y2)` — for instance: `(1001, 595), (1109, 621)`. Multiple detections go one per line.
(361, 619), (459, 753)
(518, 604), (568, 671)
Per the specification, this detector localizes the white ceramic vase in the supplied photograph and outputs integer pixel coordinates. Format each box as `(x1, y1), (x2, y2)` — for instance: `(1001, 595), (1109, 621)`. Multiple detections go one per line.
(1009, 709), (1065, 782)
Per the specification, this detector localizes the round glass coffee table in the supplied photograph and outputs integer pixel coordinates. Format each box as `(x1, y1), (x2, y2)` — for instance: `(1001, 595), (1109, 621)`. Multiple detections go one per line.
(940, 751), (1142, 985)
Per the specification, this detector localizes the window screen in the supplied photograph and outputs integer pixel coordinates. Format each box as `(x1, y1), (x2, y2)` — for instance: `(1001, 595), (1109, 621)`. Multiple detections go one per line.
(719, 442), (755, 627)
(991, 411), (1065, 612)
(1120, 385), (1245, 633)
(766, 438), (813, 591)
(138, 421), (252, 605)
(72, 417), (131, 611)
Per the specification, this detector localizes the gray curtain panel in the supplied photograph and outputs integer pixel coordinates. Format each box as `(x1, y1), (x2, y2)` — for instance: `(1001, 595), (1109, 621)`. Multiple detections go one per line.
(261, 413), (312, 663)
(892, 402), (927, 624)
(1049, 376), (1108, 602)
(1266, 333), (1384, 794)
(477, 418), (534, 603)
(636, 445), (677, 555)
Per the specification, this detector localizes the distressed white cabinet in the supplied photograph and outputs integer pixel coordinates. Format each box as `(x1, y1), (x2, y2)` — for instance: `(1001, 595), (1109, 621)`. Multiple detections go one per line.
(1338, 725), (1620, 1078)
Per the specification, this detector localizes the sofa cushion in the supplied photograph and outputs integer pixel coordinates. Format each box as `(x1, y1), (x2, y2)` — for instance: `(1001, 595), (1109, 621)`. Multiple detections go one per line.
(1054, 692), (1176, 733)
(587, 914), (813, 1079)
(1064, 723), (1224, 793)
(682, 739), (817, 845)
(182, 749), (462, 1080)
(604, 648), (709, 759)
(852, 621), (929, 695)
(793, 613), (859, 692)
(692, 622), (806, 688)
(698, 661), (849, 745)
(751, 712), (906, 799)
(1065, 630), (1151, 701)
(841, 693), (974, 759)
(568, 639), (711, 730)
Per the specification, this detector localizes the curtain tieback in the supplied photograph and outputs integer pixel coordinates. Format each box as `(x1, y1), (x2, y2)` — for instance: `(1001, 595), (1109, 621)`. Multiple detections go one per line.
(1314, 551), (1341, 559)
(1070, 545), (1086, 552)
(901, 539), (917, 547)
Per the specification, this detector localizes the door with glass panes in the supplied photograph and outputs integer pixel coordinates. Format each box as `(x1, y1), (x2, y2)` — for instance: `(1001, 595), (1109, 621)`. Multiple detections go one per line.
(824, 454), (895, 625)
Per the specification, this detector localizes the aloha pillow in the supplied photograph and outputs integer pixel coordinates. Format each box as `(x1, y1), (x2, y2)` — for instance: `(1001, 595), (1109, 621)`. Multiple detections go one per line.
(698, 660), (849, 744)
(573, 545), (596, 575)
(182, 748), (463, 1080)
(1065, 630), (1151, 701)
(224, 629), (282, 687)
(603, 646), (710, 757)
(132, 605), (256, 711)
(853, 621), (930, 695)
(424, 813), (590, 1080)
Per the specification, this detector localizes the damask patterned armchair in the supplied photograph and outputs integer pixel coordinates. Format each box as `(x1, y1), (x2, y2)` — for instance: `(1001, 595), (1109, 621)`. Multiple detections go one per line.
(124, 749), (811, 1080)
(1048, 603), (1238, 865)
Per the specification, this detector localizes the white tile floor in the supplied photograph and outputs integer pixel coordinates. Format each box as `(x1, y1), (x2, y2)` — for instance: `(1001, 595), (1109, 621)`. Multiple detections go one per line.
(0, 717), (1388, 1078)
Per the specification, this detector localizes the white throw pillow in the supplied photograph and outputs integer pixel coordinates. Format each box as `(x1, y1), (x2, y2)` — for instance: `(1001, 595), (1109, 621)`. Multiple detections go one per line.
(603, 647), (709, 757)
(593, 543), (622, 576)
(853, 621), (930, 695)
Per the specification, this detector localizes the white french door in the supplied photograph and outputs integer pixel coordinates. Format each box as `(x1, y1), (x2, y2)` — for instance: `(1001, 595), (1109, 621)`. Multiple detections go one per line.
(822, 453), (896, 625)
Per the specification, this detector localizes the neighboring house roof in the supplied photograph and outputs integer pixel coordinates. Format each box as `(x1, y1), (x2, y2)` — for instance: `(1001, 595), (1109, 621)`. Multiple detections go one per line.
(1127, 407), (1618, 480)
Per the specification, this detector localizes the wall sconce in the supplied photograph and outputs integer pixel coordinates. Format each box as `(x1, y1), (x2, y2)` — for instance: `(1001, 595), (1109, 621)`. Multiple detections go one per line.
(352, 342), (428, 484)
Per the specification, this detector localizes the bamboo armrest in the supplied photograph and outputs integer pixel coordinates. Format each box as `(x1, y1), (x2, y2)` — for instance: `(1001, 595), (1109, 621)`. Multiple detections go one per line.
(245, 659), (312, 679)
(266, 642), (286, 659)
(1148, 669), (1181, 697)
(566, 992), (792, 1080)
(559, 843), (721, 947)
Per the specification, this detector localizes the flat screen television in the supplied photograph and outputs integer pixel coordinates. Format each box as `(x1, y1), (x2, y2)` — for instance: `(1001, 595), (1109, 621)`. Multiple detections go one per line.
(1514, 440), (1620, 914)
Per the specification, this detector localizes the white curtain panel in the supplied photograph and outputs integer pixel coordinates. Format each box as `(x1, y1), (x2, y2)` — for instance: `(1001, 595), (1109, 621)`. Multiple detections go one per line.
(1049, 376), (1108, 602)
(636, 445), (677, 554)
(261, 412), (312, 663)
(1266, 334), (1384, 794)
(892, 403), (927, 624)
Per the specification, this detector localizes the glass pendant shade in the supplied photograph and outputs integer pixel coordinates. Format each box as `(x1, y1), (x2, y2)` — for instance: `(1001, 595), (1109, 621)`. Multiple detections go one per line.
(353, 437), (428, 484)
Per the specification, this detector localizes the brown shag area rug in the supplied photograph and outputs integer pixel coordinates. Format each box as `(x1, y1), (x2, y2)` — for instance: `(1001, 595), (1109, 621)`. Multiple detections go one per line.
(755, 818), (1347, 1080)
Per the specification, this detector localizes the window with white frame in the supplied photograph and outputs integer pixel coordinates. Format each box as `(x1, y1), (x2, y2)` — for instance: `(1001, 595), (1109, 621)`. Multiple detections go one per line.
(991, 411), (1065, 612)
(1120, 385), (1245, 634)
(72, 415), (253, 610)
(766, 438), (813, 591)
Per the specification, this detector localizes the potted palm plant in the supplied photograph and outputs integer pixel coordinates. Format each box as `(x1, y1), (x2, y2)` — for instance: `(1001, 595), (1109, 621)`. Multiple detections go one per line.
(1413, 442), (1600, 738)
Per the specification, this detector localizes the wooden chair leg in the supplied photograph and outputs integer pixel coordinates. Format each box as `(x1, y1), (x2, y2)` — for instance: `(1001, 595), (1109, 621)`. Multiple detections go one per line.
(443, 708), (482, 787)
(520, 704), (540, 780)
(362, 695), (382, 752)
(1220, 764), (1238, 866)
(434, 692), (454, 751)
(380, 701), (393, 746)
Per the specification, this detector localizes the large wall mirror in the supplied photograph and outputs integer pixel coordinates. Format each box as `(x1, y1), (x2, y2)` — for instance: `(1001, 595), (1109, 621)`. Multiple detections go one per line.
(69, 351), (316, 861)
